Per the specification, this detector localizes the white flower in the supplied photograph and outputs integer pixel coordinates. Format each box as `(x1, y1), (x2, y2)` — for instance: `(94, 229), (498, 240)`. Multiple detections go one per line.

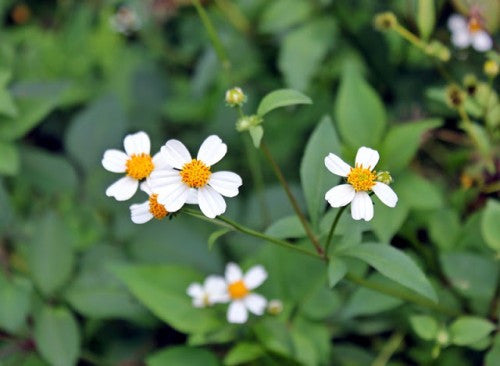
(324, 147), (398, 221)
(447, 14), (492, 52)
(102, 131), (170, 201)
(222, 263), (267, 324)
(148, 135), (243, 218)
(187, 276), (227, 308)
(110, 6), (142, 35)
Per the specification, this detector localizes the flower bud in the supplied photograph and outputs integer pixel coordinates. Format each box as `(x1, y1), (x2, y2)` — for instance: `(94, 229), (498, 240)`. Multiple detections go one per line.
(225, 87), (246, 107)
(484, 60), (499, 78)
(267, 299), (283, 315)
(236, 114), (262, 132)
(376, 171), (393, 185)
(463, 74), (478, 95)
(425, 41), (450, 62)
(445, 84), (466, 109)
(374, 12), (398, 30)
(436, 329), (449, 346)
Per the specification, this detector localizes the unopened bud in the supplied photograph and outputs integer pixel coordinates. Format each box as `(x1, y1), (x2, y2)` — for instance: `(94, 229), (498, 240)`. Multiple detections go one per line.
(374, 12), (398, 31)
(445, 84), (465, 108)
(267, 299), (283, 315)
(484, 60), (499, 78)
(236, 114), (262, 132)
(425, 41), (450, 62)
(436, 329), (449, 346)
(376, 171), (393, 185)
(225, 87), (246, 107)
(463, 74), (477, 95)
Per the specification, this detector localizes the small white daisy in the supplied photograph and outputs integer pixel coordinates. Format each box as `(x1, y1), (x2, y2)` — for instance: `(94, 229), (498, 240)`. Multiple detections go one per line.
(447, 14), (492, 52)
(110, 6), (142, 35)
(324, 147), (398, 221)
(222, 263), (267, 324)
(102, 131), (169, 201)
(187, 275), (227, 308)
(148, 135), (243, 218)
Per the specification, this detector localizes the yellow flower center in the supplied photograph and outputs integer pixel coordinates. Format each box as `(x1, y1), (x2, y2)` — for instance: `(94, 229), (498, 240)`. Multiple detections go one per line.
(228, 280), (249, 299)
(126, 153), (154, 180)
(468, 18), (482, 33)
(148, 194), (168, 220)
(180, 159), (211, 188)
(347, 164), (376, 192)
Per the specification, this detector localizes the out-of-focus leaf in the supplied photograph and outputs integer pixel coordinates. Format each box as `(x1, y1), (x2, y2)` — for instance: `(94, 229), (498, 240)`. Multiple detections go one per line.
(370, 200), (409, 243)
(449, 316), (495, 346)
(0, 140), (19, 175)
(300, 115), (340, 228)
(34, 306), (80, 366)
(335, 63), (386, 148)
(257, 89), (312, 117)
(253, 318), (294, 358)
(327, 257), (347, 288)
(340, 243), (437, 302)
(291, 318), (330, 366)
(28, 212), (75, 297)
(208, 228), (231, 250)
(409, 314), (438, 340)
(481, 199), (500, 251)
(486, 336), (500, 366)
(278, 19), (337, 91)
(0, 179), (13, 233)
(0, 274), (32, 334)
(0, 69), (17, 118)
(429, 209), (461, 250)
(265, 215), (305, 239)
(394, 172), (443, 210)
(147, 346), (220, 366)
(417, 0), (435, 41)
(259, 0), (312, 34)
(224, 342), (265, 366)
(301, 285), (341, 320)
(249, 125), (264, 147)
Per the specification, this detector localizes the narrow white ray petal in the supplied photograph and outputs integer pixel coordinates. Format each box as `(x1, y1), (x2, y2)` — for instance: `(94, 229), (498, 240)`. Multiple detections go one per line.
(102, 149), (128, 173)
(139, 181), (153, 195)
(148, 169), (182, 192)
(244, 293), (267, 315)
(452, 30), (472, 48)
(364, 195), (374, 221)
(372, 182), (398, 208)
(198, 186), (226, 218)
(197, 135), (227, 166)
(208, 171), (242, 197)
(192, 298), (205, 308)
(187, 283), (204, 298)
(157, 182), (189, 212)
(124, 131), (150, 155)
(355, 147), (379, 170)
(472, 31), (493, 52)
(243, 265), (267, 290)
(186, 188), (199, 204)
(325, 184), (356, 207)
(130, 201), (152, 224)
(225, 262), (243, 283)
(447, 14), (467, 32)
(106, 176), (138, 201)
(324, 153), (351, 177)
(227, 301), (248, 324)
(161, 139), (192, 169)
(204, 276), (227, 296)
(351, 191), (374, 221)
(152, 151), (171, 170)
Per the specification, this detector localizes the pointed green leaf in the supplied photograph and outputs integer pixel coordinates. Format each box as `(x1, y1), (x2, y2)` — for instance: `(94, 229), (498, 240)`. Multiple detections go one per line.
(0, 141), (19, 176)
(409, 315), (438, 340)
(224, 342), (265, 365)
(208, 228), (231, 250)
(417, 0), (435, 40)
(257, 89), (312, 117)
(450, 316), (495, 346)
(147, 346), (220, 366)
(327, 257), (347, 288)
(265, 215), (306, 239)
(481, 199), (500, 251)
(248, 125), (264, 148)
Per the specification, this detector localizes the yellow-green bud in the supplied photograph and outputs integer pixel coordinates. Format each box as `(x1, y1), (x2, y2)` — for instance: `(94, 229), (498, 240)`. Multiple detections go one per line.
(376, 171), (393, 185)
(484, 60), (499, 78)
(267, 299), (283, 315)
(445, 84), (466, 109)
(236, 114), (262, 132)
(225, 87), (246, 107)
(436, 329), (449, 346)
(425, 41), (450, 62)
(373, 12), (398, 31)
(463, 74), (477, 95)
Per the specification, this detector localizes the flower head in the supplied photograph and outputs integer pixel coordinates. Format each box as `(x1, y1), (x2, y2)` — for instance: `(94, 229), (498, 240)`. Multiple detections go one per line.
(447, 14), (492, 52)
(324, 147), (398, 221)
(102, 131), (169, 201)
(225, 87), (246, 107)
(110, 5), (141, 35)
(223, 263), (267, 324)
(148, 135), (242, 218)
(187, 276), (227, 308)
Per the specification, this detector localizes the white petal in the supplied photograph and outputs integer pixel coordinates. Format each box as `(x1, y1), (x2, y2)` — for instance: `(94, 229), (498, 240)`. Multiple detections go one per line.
(325, 184), (356, 207)
(192, 298), (205, 308)
(351, 191), (374, 221)
(225, 262), (243, 283)
(157, 182), (189, 212)
(208, 171), (242, 197)
(372, 182), (398, 208)
(124, 131), (150, 156)
(227, 300), (248, 324)
(106, 176), (138, 201)
(244, 293), (267, 316)
(130, 201), (153, 224)
(243, 265), (267, 290)
(447, 14), (467, 32)
(472, 31), (493, 52)
(148, 169), (182, 192)
(355, 147), (379, 170)
(186, 188), (199, 204)
(152, 151), (171, 170)
(197, 135), (227, 166)
(187, 283), (204, 298)
(161, 139), (192, 169)
(102, 149), (128, 173)
(204, 275), (227, 298)
(139, 181), (153, 195)
(198, 186), (226, 218)
(324, 153), (351, 177)
(452, 30), (472, 48)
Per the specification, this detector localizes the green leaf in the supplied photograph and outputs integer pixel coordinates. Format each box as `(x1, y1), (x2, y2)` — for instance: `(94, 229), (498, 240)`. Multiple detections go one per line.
(340, 243), (437, 302)
(34, 306), (80, 366)
(370, 200), (409, 243)
(449, 316), (495, 346)
(0, 274), (32, 333)
(28, 212), (75, 296)
(0, 70), (17, 118)
(0, 179), (13, 234)
(335, 63), (386, 148)
(259, 0), (312, 34)
(112, 264), (223, 333)
(253, 318), (294, 358)
(224, 342), (265, 366)
(481, 199), (500, 251)
(486, 337), (500, 366)
(208, 228), (231, 250)
(327, 257), (347, 288)
(380, 118), (442, 172)
(409, 315), (438, 340)
(417, 0), (435, 40)
(300, 115), (340, 228)
(429, 209), (461, 250)
(147, 346), (220, 366)
(394, 172), (443, 210)
(265, 215), (306, 239)
(257, 89), (312, 117)
(0, 140), (19, 175)
(278, 18), (337, 90)
(301, 285), (341, 320)
(248, 125), (264, 148)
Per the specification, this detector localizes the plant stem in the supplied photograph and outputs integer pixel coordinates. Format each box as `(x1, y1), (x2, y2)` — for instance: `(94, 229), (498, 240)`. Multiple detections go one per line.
(325, 206), (347, 256)
(371, 331), (405, 366)
(260, 141), (324, 256)
(214, 0), (250, 35)
(393, 24), (427, 50)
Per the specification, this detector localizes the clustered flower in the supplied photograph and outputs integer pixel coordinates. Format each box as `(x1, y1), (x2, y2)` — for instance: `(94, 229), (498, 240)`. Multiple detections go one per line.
(447, 13), (492, 52)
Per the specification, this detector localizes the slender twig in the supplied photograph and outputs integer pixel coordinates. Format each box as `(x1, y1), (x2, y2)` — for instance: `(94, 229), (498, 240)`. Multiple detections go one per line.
(393, 24), (427, 50)
(325, 206), (347, 256)
(214, 0), (250, 35)
(260, 141), (324, 256)
(371, 331), (405, 366)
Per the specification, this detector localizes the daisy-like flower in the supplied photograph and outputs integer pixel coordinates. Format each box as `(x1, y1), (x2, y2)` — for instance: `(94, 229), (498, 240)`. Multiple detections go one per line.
(102, 131), (169, 201)
(223, 263), (267, 324)
(148, 135), (242, 218)
(324, 147), (398, 221)
(447, 13), (492, 52)
(187, 275), (227, 308)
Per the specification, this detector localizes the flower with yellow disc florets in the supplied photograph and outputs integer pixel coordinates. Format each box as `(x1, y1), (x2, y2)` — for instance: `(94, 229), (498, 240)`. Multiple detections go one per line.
(187, 276), (227, 308)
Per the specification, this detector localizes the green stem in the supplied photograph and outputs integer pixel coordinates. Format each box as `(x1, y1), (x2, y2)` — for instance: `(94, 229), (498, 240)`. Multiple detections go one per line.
(213, 0), (251, 35)
(393, 24), (427, 50)
(371, 331), (405, 366)
(325, 206), (347, 255)
(260, 141), (324, 256)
